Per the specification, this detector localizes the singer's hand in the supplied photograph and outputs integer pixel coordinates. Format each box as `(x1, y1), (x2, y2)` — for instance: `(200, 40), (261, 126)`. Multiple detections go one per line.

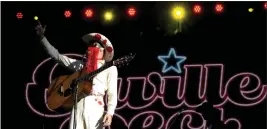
(103, 114), (113, 127)
(35, 20), (46, 39)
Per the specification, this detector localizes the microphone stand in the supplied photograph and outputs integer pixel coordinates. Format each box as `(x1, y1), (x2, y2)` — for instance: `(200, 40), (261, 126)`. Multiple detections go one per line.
(72, 54), (87, 129)
(167, 109), (184, 129)
(72, 81), (79, 129)
(42, 113), (46, 129)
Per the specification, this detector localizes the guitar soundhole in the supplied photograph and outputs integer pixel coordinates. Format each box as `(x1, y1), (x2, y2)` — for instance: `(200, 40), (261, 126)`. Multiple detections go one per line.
(64, 89), (72, 97)
(57, 84), (72, 97)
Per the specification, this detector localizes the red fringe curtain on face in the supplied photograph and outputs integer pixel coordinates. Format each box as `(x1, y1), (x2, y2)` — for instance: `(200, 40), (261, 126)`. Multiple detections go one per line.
(84, 47), (100, 73)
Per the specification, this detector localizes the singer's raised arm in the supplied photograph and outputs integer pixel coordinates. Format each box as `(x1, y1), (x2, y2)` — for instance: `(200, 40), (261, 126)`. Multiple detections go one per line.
(40, 37), (84, 72)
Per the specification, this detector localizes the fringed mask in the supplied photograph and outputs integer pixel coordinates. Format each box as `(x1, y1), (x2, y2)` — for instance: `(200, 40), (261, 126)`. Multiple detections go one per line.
(83, 42), (104, 73)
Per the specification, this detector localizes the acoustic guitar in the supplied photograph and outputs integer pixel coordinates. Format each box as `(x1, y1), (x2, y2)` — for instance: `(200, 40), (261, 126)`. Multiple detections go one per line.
(46, 53), (135, 111)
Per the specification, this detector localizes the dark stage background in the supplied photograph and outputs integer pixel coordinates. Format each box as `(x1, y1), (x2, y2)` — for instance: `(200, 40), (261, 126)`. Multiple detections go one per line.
(1, 1), (267, 129)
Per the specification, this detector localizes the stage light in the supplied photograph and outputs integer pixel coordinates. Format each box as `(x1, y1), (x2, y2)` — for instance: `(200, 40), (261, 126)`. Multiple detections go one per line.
(64, 10), (72, 18)
(84, 9), (93, 18)
(16, 12), (23, 19)
(172, 6), (185, 20)
(34, 16), (38, 21)
(193, 4), (202, 14)
(127, 7), (136, 17)
(264, 2), (267, 10)
(248, 8), (254, 12)
(215, 4), (224, 13)
(104, 11), (113, 21)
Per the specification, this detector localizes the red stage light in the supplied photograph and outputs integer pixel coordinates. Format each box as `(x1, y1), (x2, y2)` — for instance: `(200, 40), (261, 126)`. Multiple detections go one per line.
(84, 9), (93, 18)
(16, 12), (23, 19)
(215, 4), (224, 13)
(127, 7), (136, 17)
(264, 2), (267, 10)
(193, 4), (202, 14)
(64, 10), (72, 18)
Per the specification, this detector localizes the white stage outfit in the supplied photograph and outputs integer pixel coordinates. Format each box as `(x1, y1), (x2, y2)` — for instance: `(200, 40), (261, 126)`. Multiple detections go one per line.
(40, 33), (118, 129)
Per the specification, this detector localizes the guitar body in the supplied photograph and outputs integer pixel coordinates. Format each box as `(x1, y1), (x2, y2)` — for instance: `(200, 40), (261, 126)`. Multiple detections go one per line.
(46, 71), (93, 111)
(46, 53), (135, 111)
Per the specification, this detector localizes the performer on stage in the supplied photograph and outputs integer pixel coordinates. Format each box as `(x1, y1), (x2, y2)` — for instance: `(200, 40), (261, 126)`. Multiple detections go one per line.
(35, 22), (118, 129)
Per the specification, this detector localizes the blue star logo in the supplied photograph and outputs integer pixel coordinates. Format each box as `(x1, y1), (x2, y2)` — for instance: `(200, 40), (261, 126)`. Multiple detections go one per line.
(157, 48), (187, 74)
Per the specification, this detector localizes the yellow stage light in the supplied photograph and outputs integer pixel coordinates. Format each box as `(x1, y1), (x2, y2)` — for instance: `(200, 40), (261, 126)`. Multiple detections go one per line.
(248, 8), (254, 12)
(104, 11), (113, 21)
(172, 6), (185, 20)
(34, 16), (38, 20)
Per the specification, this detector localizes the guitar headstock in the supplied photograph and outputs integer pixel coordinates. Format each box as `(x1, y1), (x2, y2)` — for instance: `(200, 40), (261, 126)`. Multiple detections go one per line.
(113, 53), (136, 68)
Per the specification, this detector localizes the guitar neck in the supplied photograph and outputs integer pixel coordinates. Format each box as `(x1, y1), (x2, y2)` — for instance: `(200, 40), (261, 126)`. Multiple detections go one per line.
(77, 61), (114, 82)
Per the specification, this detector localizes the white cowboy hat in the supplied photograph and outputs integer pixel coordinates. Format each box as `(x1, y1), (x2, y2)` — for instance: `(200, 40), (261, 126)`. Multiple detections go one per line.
(82, 33), (114, 62)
